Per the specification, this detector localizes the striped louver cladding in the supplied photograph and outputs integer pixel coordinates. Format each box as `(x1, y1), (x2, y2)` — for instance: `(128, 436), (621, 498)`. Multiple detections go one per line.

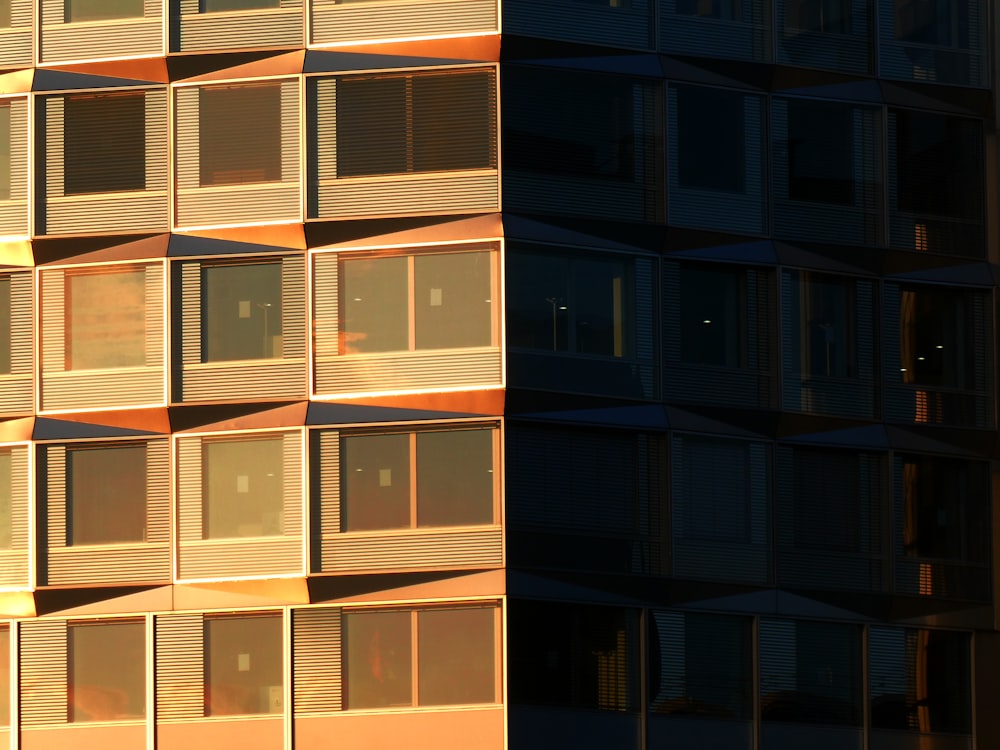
(0, 272), (34, 416)
(311, 69), (499, 219)
(175, 80), (301, 227)
(0, 98), (28, 237)
(41, 440), (170, 586)
(176, 431), (304, 581)
(504, 0), (650, 49)
(0, 0), (31, 69)
(177, 0), (303, 51)
(775, 0), (871, 72)
(660, 0), (770, 61)
(0, 445), (30, 588)
(292, 607), (343, 714)
(671, 435), (770, 585)
(39, 89), (169, 235)
(19, 619), (68, 726)
(155, 613), (205, 721)
(39, 262), (165, 412)
(312, 0), (496, 44)
(40, 0), (163, 63)
(775, 446), (887, 592)
(175, 255), (307, 402)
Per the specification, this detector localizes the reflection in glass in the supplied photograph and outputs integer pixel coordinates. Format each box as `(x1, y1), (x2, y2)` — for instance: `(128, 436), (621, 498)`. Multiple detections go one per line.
(416, 430), (494, 527)
(68, 444), (146, 545)
(675, 0), (741, 20)
(342, 433), (410, 531)
(69, 621), (145, 722)
(677, 87), (745, 192)
(345, 610), (412, 709)
(64, 92), (146, 196)
(679, 267), (742, 367)
(418, 608), (496, 705)
(202, 437), (283, 539)
(204, 614), (282, 716)
(787, 102), (854, 205)
(899, 287), (973, 389)
(790, 272), (856, 379)
(199, 84), (282, 187)
(202, 262), (282, 362)
(65, 0), (144, 22)
(202, 0), (279, 10)
(65, 267), (146, 371)
(785, 0), (850, 31)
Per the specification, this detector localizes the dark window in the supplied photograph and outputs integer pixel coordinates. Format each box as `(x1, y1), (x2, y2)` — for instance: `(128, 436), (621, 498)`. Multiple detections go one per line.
(205, 613), (282, 716)
(202, 0), (279, 10)
(67, 444), (146, 546)
(760, 619), (862, 725)
(64, 266), (147, 371)
(679, 266), (743, 367)
(870, 628), (971, 734)
(344, 607), (496, 709)
(895, 0), (971, 45)
(200, 84), (282, 187)
(508, 601), (637, 711)
(65, 0), (144, 22)
(64, 92), (146, 196)
(506, 252), (633, 357)
(649, 612), (752, 718)
(898, 286), (977, 389)
(790, 272), (857, 378)
(504, 68), (639, 181)
(791, 449), (867, 553)
(202, 262), (282, 362)
(785, 0), (850, 31)
(202, 436), (284, 539)
(68, 620), (145, 722)
(341, 428), (495, 532)
(677, 87), (745, 192)
(675, 0), (741, 19)
(894, 111), (982, 221)
(787, 101), (854, 205)
(337, 71), (495, 177)
(0, 104), (9, 201)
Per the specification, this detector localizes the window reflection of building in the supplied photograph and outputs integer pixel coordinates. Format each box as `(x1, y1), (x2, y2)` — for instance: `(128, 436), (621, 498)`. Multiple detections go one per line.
(64, 266), (147, 371)
(67, 444), (146, 546)
(201, 262), (283, 362)
(794, 272), (856, 379)
(898, 287), (970, 389)
(68, 620), (145, 722)
(204, 613), (282, 716)
(679, 266), (742, 368)
(201, 436), (284, 539)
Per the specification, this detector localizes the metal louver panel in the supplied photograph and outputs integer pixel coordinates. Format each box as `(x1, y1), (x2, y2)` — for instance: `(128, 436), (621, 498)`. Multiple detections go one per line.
(40, 264), (165, 412)
(41, 89), (168, 235)
(0, 272), (33, 416)
(313, 0), (495, 43)
(177, 256), (307, 402)
(40, 0), (163, 63)
(155, 613), (204, 721)
(292, 608), (343, 714)
(20, 620), (68, 726)
(317, 348), (502, 396)
(503, 173), (652, 224)
(321, 527), (502, 572)
(0, 445), (29, 587)
(317, 171), (498, 219)
(178, 0), (303, 51)
(660, 0), (770, 60)
(775, 0), (870, 72)
(313, 431), (340, 570)
(504, 0), (649, 48)
(0, 98), (29, 236)
(0, 0), (32, 68)
(175, 81), (301, 228)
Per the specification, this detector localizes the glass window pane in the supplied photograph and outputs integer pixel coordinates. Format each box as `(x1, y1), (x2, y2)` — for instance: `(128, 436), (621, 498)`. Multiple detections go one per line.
(202, 0), (279, 9)
(205, 614), (282, 717)
(416, 430), (493, 527)
(418, 608), (495, 705)
(676, 0), (741, 19)
(69, 621), (145, 722)
(899, 287), (976, 389)
(0, 105), (9, 201)
(68, 445), (146, 546)
(795, 273), (855, 378)
(506, 254), (570, 351)
(200, 84), (282, 187)
(787, 101), (854, 205)
(414, 252), (492, 350)
(785, 0), (850, 31)
(901, 457), (987, 564)
(341, 256), (407, 354)
(64, 92), (145, 195)
(65, 0), (144, 21)
(677, 87), (745, 191)
(65, 267), (147, 371)
(336, 77), (408, 177)
(345, 610), (412, 709)
(0, 277), (10, 375)
(342, 433), (410, 531)
(411, 73), (495, 173)
(0, 627), (8, 727)
(202, 263), (282, 362)
(0, 451), (10, 550)
(202, 437), (284, 539)
(0, 1), (10, 28)
(679, 267), (742, 367)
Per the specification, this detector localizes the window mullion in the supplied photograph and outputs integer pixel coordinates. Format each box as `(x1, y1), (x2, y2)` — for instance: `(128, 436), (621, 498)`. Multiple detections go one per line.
(410, 610), (419, 707)
(407, 255), (416, 351)
(409, 433), (418, 528)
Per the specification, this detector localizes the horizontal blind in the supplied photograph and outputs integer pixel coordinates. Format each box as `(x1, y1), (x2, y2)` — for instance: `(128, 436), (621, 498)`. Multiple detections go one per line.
(155, 613), (205, 720)
(20, 619), (68, 726)
(292, 607), (343, 713)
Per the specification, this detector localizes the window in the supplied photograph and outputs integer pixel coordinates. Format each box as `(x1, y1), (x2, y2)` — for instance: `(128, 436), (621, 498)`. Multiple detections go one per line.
(202, 436), (283, 539)
(63, 92), (145, 196)
(894, 0), (970, 45)
(345, 607), (496, 709)
(205, 613), (282, 716)
(68, 620), (145, 722)
(870, 628), (970, 734)
(675, 0), (741, 19)
(199, 84), (282, 187)
(0, 1), (10, 28)
(0, 276), (10, 375)
(0, 104), (9, 201)
(342, 428), (495, 532)
(789, 272), (857, 379)
(65, 266), (147, 371)
(336, 70), (496, 177)
(785, 0), (850, 31)
(506, 252), (632, 357)
(898, 286), (976, 390)
(760, 620), (862, 725)
(202, 262), (282, 362)
(676, 87), (745, 192)
(336, 249), (493, 355)
(67, 444), (146, 546)
(65, 0), (144, 22)
(679, 266), (743, 367)
(202, 0), (279, 10)
(0, 627), (7, 727)
(786, 101), (854, 205)
(0, 451), (9, 550)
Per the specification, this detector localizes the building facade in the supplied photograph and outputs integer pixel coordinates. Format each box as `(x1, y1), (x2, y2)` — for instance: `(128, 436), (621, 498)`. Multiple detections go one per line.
(0, 0), (998, 748)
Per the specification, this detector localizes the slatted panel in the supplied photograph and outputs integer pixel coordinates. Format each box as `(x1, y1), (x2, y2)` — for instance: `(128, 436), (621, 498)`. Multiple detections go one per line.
(292, 608), (342, 714)
(317, 348), (501, 395)
(282, 254), (306, 358)
(175, 81), (301, 227)
(660, 0), (770, 60)
(0, 272), (33, 415)
(316, 171), (498, 219)
(315, 431), (340, 544)
(176, 436), (202, 549)
(504, 0), (648, 48)
(671, 435), (770, 584)
(775, 0), (870, 72)
(44, 446), (67, 561)
(179, 0), (303, 51)
(0, 445), (29, 586)
(183, 361), (307, 401)
(321, 527), (502, 572)
(0, 0), (32, 68)
(312, 253), (338, 369)
(19, 619), (68, 726)
(667, 87), (765, 233)
(0, 98), (28, 236)
(40, 268), (65, 375)
(40, 0), (163, 63)
(155, 613), (204, 721)
(313, 0), (495, 44)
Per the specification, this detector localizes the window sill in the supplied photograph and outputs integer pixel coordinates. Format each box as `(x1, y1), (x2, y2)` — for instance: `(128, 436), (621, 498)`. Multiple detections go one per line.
(318, 168), (497, 186)
(326, 524), (500, 539)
